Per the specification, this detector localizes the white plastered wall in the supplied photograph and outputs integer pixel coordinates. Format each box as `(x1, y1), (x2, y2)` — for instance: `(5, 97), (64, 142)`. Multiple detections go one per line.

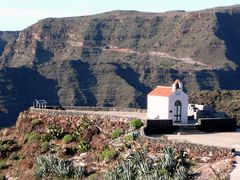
(169, 92), (188, 124)
(147, 95), (169, 119)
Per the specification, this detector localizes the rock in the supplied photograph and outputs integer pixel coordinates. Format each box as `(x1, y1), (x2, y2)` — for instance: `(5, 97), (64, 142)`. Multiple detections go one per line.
(81, 126), (100, 142)
(91, 134), (110, 151)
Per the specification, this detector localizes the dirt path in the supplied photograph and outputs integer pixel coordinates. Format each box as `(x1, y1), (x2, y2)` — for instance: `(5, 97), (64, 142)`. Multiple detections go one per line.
(103, 46), (209, 67)
(70, 41), (211, 68)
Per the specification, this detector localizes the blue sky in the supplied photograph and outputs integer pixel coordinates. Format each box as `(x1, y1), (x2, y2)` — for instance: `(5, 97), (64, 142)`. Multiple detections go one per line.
(1, 0), (240, 31)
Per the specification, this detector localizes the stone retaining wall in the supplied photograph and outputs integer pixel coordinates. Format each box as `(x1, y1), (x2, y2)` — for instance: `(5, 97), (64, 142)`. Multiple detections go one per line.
(29, 107), (138, 122)
(45, 106), (147, 113)
(140, 126), (233, 163)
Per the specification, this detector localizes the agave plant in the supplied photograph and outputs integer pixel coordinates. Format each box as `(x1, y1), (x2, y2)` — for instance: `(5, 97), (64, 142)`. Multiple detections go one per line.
(34, 154), (84, 179)
(160, 147), (177, 175)
(173, 165), (188, 180)
(103, 147), (190, 180)
(103, 169), (118, 180)
(136, 160), (153, 179)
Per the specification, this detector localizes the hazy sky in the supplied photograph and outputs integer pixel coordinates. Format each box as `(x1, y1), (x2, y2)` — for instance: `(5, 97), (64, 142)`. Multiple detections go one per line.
(1, 0), (240, 31)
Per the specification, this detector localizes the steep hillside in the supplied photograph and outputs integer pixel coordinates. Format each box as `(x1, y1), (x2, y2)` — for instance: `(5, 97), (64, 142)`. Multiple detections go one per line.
(0, 108), (233, 179)
(1, 6), (240, 126)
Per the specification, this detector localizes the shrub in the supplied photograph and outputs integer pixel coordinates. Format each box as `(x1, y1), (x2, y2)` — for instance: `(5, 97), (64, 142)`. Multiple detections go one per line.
(124, 134), (134, 144)
(49, 145), (60, 154)
(40, 134), (52, 142)
(34, 154), (84, 179)
(62, 135), (74, 144)
(77, 118), (92, 132)
(25, 132), (41, 143)
(111, 130), (123, 139)
(0, 161), (8, 169)
(124, 132), (139, 144)
(99, 148), (118, 161)
(0, 141), (9, 156)
(47, 125), (63, 139)
(78, 140), (90, 153)
(31, 119), (42, 126)
(129, 119), (143, 129)
(41, 142), (50, 152)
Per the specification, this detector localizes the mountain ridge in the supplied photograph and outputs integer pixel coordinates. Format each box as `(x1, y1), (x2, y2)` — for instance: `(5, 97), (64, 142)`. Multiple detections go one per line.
(1, 5), (240, 126)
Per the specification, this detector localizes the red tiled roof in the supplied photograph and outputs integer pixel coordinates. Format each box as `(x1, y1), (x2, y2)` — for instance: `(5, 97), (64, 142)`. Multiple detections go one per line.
(148, 86), (172, 97)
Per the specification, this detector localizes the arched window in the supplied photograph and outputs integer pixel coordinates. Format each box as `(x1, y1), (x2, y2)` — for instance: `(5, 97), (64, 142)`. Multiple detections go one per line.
(174, 100), (182, 122)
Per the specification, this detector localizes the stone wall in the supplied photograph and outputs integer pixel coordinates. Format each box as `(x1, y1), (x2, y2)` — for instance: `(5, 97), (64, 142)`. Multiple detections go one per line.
(46, 106), (147, 113)
(140, 127), (233, 163)
(16, 108), (133, 142)
(198, 117), (237, 132)
(144, 119), (175, 134)
(29, 107), (143, 122)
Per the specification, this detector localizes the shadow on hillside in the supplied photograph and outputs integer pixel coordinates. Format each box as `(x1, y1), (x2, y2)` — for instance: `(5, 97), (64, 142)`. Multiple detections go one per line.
(0, 40), (7, 56)
(215, 12), (240, 66)
(196, 69), (240, 90)
(36, 41), (54, 64)
(112, 63), (151, 108)
(70, 60), (97, 106)
(213, 12), (240, 89)
(0, 67), (59, 127)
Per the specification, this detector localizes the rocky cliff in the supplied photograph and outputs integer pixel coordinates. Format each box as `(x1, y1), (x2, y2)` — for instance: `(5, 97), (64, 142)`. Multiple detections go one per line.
(1, 6), (240, 126)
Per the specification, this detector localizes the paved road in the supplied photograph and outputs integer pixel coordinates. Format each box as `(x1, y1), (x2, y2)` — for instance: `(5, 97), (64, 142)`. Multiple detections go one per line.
(167, 132), (240, 151)
(167, 132), (240, 179)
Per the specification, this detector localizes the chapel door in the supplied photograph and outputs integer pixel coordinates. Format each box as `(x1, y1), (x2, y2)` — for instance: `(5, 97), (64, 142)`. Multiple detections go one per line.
(174, 100), (182, 122)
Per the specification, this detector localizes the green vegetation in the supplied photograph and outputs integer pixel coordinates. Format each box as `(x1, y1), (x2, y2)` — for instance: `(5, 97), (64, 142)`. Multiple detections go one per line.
(129, 119), (143, 129)
(190, 90), (240, 125)
(41, 141), (50, 152)
(78, 140), (90, 153)
(25, 132), (41, 143)
(0, 141), (9, 156)
(111, 130), (123, 139)
(99, 148), (118, 161)
(62, 134), (74, 143)
(34, 154), (84, 179)
(40, 134), (52, 142)
(47, 125), (63, 139)
(124, 134), (134, 144)
(72, 118), (92, 141)
(0, 161), (8, 170)
(104, 148), (189, 180)
(31, 119), (42, 126)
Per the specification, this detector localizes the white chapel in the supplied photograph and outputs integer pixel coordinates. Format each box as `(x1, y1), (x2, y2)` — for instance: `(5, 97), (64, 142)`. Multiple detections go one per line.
(147, 79), (188, 124)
